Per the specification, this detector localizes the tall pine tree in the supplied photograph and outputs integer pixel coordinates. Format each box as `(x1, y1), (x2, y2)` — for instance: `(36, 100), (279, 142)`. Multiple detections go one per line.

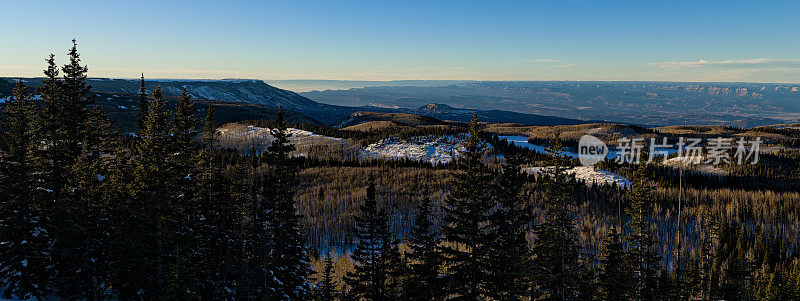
(58, 39), (94, 168)
(35, 54), (67, 203)
(315, 255), (338, 301)
(487, 153), (534, 299)
(58, 106), (115, 300)
(531, 133), (584, 300)
(406, 187), (442, 301)
(624, 164), (662, 301)
(194, 105), (243, 299)
(135, 73), (148, 134)
(165, 87), (202, 298)
(439, 115), (493, 299)
(597, 226), (630, 300)
(345, 180), (389, 300)
(267, 106), (311, 299)
(126, 85), (174, 298)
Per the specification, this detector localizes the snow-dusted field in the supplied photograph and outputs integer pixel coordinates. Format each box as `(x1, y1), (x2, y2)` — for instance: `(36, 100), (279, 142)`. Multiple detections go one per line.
(663, 156), (729, 175)
(523, 166), (631, 187)
(216, 125), (345, 156)
(361, 136), (467, 165)
(216, 125), (474, 164)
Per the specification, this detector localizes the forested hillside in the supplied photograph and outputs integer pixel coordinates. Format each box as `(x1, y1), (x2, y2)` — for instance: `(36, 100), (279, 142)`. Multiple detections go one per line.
(1, 42), (799, 300)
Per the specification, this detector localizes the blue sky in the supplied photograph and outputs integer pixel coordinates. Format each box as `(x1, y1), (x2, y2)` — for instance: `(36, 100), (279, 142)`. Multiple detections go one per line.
(1, 0), (799, 82)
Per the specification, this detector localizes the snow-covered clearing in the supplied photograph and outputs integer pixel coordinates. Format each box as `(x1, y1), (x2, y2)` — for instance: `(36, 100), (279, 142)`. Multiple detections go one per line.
(663, 156), (729, 175)
(361, 135), (467, 165)
(216, 125), (345, 156)
(523, 166), (631, 187)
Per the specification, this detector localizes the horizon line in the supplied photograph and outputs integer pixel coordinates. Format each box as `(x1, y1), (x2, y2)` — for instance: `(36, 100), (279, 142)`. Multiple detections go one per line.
(1, 76), (799, 85)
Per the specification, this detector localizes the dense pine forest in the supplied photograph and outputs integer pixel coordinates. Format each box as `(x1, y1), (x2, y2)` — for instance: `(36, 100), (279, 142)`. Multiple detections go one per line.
(2, 42), (800, 300)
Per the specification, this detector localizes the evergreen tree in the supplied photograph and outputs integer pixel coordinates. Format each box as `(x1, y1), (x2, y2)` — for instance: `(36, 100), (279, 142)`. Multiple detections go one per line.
(531, 134), (584, 300)
(716, 221), (752, 300)
(165, 87), (201, 298)
(315, 255), (338, 301)
(597, 226), (630, 300)
(172, 87), (197, 155)
(345, 180), (389, 300)
(239, 151), (279, 299)
(58, 106), (115, 299)
(406, 190), (442, 301)
(58, 38), (93, 168)
(124, 84), (174, 298)
(238, 152), (273, 299)
(104, 133), (136, 297)
(678, 259), (703, 300)
(31, 55), (64, 297)
(623, 164), (661, 301)
(135, 73), (148, 134)
(439, 115), (493, 299)
(267, 106), (311, 300)
(486, 153), (534, 300)
(39, 41), (106, 298)
(194, 105), (243, 299)
(698, 208), (719, 300)
(36, 54), (67, 202)
(0, 81), (52, 299)
(381, 232), (408, 299)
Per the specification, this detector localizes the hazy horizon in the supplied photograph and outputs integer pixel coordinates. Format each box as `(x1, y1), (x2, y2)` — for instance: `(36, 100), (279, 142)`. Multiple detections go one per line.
(5, 76), (799, 93)
(2, 0), (799, 83)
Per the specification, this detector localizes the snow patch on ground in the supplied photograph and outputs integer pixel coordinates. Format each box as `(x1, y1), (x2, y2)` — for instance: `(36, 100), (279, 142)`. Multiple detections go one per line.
(362, 136), (466, 165)
(219, 125), (341, 142)
(523, 166), (631, 187)
(188, 85), (236, 100)
(217, 125), (343, 156)
(0, 95), (41, 103)
(663, 156), (728, 175)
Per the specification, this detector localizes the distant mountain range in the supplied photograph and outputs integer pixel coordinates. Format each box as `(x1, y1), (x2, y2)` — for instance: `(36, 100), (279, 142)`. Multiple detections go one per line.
(267, 79), (474, 92)
(409, 103), (586, 125)
(5, 78), (797, 128)
(0, 78), (592, 127)
(300, 81), (800, 127)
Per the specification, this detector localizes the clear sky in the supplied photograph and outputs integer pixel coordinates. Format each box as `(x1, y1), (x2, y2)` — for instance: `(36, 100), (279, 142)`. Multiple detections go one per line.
(1, 0), (798, 83)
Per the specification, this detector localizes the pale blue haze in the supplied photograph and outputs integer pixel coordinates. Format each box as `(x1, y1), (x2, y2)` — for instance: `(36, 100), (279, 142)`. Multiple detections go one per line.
(1, 0), (798, 83)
